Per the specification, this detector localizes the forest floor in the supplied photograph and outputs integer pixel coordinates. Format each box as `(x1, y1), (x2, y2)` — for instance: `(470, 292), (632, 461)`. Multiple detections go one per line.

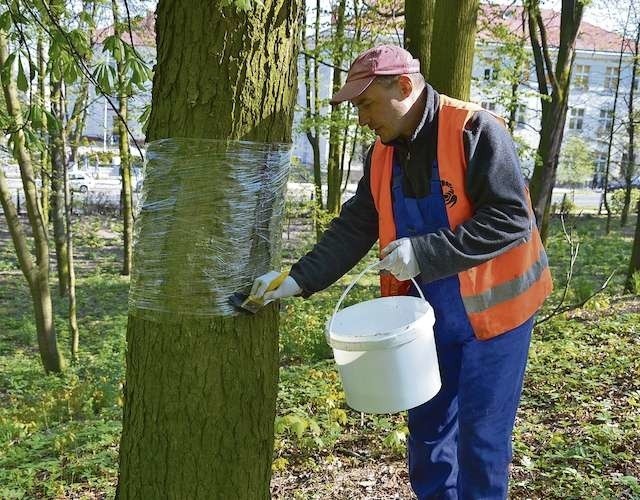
(1, 213), (639, 499)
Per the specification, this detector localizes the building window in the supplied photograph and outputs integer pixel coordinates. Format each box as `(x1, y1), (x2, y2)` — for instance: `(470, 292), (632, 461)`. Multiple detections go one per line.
(484, 68), (498, 80)
(604, 66), (619, 90)
(573, 64), (591, 90)
(598, 108), (614, 135)
(481, 101), (497, 112)
(569, 107), (585, 130)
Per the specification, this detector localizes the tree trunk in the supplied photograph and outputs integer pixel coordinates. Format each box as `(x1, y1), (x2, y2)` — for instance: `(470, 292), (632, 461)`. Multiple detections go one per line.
(527, 1), (584, 239)
(302, 0), (323, 221)
(626, 198), (640, 292)
(0, 30), (64, 373)
(428, 0), (479, 100)
(37, 34), (50, 227)
(621, 21), (639, 227)
(67, 0), (95, 166)
(326, 0), (347, 215)
(529, 91), (570, 241)
(59, 87), (80, 361)
(116, 1), (300, 497)
(404, 0), (436, 79)
(50, 78), (69, 296)
(111, 0), (133, 275)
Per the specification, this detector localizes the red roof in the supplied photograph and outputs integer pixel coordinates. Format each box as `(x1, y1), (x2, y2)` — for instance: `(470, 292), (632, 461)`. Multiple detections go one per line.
(95, 10), (155, 47)
(478, 4), (628, 54)
(99, 5), (626, 55)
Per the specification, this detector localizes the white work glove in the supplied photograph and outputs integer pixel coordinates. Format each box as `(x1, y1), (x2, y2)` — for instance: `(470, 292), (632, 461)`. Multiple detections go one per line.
(250, 271), (302, 303)
(377, 237), (420, 281)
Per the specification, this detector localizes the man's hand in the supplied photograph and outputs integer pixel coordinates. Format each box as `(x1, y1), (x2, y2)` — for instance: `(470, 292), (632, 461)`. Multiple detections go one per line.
(250, 271), (302, 302)
(377, 238), (420, 281)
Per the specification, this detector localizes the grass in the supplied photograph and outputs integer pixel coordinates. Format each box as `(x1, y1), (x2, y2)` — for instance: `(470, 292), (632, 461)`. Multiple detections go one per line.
(0, 212), (639, 498)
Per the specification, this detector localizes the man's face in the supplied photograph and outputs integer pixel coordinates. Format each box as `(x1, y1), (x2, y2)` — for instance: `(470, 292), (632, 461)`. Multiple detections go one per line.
(351, 78), (410, 144)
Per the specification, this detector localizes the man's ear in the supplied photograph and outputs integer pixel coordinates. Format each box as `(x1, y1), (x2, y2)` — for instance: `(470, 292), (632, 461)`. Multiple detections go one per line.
(397, 74), (413, 98)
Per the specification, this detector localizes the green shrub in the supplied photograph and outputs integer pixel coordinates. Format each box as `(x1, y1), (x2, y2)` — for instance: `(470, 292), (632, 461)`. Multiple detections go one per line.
(609, 188), (640, 214)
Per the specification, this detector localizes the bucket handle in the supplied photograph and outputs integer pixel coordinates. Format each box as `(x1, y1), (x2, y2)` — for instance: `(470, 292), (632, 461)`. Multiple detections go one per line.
(328, 261), (426, 337)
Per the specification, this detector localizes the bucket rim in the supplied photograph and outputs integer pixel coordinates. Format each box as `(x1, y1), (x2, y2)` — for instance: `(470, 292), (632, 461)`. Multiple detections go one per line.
(326, 296), (435, 351)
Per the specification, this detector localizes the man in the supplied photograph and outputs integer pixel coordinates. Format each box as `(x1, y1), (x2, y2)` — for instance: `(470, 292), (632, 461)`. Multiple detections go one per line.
(251, 45), (552, 499)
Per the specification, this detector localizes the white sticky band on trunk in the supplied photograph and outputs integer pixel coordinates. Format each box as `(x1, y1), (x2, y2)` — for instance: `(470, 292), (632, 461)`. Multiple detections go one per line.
(128, 138), (292, 316)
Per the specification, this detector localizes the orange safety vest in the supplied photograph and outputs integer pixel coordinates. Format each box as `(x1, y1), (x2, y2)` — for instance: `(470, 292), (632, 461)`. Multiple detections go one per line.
(370, 95), (552, 340)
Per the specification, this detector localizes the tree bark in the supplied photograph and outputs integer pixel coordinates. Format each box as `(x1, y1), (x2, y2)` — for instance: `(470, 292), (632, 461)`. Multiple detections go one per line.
(60, 90), (79, 361)
(404, 0), (436, 79)
(37, 34), (50, 227)
(116, 0), (300, 497)
(428, 0), (479, 100)
(621, 21), (639, 227)
(302, 0), (323, 217)
(0, 30), (64, 373)
(626, 198), (640, 292)
(527, 0), (584, 240)
(111, 0), (133, 275)
(326, 0), (347, 215)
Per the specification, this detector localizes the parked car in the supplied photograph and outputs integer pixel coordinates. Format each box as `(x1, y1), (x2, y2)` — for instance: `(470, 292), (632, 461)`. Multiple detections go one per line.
(68, 171), (96, 193)
(608, 175), (640, 191)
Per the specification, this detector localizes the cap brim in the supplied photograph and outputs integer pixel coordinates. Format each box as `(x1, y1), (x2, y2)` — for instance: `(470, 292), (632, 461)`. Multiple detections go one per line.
(329, 76), (376, 105)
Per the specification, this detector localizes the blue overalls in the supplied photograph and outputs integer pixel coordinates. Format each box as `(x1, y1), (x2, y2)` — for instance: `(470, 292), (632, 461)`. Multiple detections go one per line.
(391, 160), (534, 499)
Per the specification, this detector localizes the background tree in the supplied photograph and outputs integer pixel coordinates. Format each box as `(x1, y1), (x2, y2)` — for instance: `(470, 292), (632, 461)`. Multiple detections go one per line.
(620, 15), (639, 226)
(0, 24), (64, 373)
(404, 0), (435, 77)
(428, 0), (480, 100)
(48, 1), (70, 297)
(110, 0), (133, 275)
(116, 0), (301, 497)
(527, 0), (585, 241)
(557, 136), (595, 188)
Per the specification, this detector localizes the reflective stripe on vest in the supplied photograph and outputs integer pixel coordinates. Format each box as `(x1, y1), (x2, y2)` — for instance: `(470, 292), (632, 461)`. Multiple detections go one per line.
(369, 94), (553, 340)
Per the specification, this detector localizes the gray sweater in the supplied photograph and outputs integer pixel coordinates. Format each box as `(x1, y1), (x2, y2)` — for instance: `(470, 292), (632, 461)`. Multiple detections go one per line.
(289, 85), (531, 297)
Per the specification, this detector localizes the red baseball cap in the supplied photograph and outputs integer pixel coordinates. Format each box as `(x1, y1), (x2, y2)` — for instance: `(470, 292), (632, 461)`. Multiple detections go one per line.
(330, 45), (421, 105)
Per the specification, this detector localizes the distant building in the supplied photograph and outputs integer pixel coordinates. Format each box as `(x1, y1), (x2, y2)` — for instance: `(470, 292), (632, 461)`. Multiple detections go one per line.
(473, 5), (635, 184)
(81, 6), (636, 185)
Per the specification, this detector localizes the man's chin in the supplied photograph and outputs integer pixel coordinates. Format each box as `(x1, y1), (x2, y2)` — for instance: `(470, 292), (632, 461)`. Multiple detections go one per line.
(379, 135), (398, 145)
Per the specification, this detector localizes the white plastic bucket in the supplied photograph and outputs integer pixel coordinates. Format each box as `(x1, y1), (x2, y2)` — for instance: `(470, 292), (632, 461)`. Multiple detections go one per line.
(326, 263), (441, 414)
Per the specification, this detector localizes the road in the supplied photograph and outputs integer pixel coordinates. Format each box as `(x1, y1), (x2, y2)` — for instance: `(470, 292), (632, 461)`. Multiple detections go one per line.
(551, 188), (603, 211)
(5, 177), (605, 212)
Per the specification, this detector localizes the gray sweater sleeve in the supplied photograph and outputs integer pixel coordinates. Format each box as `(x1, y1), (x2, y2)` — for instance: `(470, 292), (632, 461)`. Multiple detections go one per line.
(410, 111), (532, 283)
(289, 148), (379, 296)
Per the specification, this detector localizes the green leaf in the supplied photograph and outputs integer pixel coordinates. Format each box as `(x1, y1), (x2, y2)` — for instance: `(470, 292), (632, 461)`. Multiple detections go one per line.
(63, 60), (78, 84)
(44, 109), (61, 134)
(0, 11), (11, 31)
(93, 62), (115, 93)
(79, 11), (94, 28)
(29, 104), (44, 130)
(16, 57), (28, 92)
(290, 416), (308, 438)
(139, 104), (151, 133)
(1, 52), (16, 81)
